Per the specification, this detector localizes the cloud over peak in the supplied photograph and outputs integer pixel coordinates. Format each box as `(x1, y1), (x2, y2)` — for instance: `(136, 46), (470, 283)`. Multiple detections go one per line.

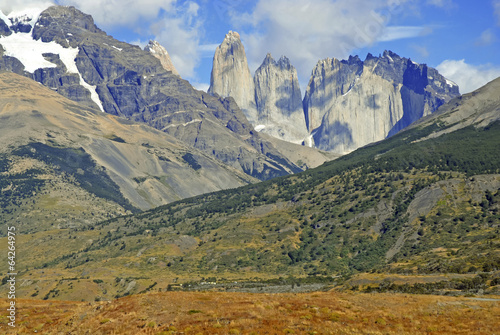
(56, 0), (202, 80)
(58, 0), (175, 28)
(437, 59), (500, 94)
(231, 0), (414, 84)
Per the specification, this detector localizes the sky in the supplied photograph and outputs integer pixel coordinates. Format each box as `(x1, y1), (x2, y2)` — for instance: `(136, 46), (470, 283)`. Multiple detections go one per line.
(1, 0), (499, 94)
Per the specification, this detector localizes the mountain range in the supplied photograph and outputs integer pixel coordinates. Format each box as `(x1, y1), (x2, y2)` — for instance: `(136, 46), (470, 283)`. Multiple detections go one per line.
(208, 32), (460, 154)
(0, 5), (326, 183)
(0, 71), (258, 224)
(0, 5), (461, 177)
(0, 4), (498, 304)
(1, 69), (498, 302)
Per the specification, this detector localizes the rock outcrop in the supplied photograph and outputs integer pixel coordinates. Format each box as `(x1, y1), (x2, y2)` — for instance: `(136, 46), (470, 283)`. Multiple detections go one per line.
(207, 32), (460, 154)
(144, 40), (179, 76)
(0, 6), (301, 181)
(209, 33), (309, 143)
(0, 18), (12, 37)
(208, 31), (257, 122)
(253, 53), (308, 143)
(0, 9), (32, 34)
(303, 51), (460, 154)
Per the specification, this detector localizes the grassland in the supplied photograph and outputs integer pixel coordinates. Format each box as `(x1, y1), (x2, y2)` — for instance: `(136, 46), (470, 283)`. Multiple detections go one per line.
(1, 291), (499, 334)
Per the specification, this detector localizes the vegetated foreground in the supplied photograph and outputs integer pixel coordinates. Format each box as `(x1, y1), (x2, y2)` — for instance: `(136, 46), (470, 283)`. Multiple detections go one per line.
(0, 291), (498, 334)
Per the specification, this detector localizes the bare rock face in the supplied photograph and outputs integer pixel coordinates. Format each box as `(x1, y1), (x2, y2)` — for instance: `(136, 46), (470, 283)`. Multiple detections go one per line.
(208, 31), (257, 122)
(303, 51), (460, 154)
(0, 18), (12, 37)
(0, 6), (301, 181)
(209, 32), (309, 143)
(144, 40), (179, 76)
(253, 53), (308, 143)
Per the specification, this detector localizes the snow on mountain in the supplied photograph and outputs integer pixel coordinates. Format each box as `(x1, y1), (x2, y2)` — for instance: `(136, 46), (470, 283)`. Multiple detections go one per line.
(0, 4), (49, 30)
(0, 6), (104, 112)
(445, 78), (458, 88)
(0, 32), (79, 73)
(0, 10), (8, 26)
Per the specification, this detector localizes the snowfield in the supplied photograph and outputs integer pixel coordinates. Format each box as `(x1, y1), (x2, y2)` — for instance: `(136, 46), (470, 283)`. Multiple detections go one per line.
(0, 32), (80, 73)
(0, 7), (105, 112)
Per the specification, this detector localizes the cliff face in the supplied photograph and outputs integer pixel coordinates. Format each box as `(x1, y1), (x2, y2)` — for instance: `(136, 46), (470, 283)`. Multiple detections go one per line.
(303, 51), (460, 154)
(144, 40), (179, 76)
(0, 6), (301, 181)
(208, 33), (309, 143)
(208, 33), (459, 152)
(208, 31), (257, 123)
(253, 54), (308, 143)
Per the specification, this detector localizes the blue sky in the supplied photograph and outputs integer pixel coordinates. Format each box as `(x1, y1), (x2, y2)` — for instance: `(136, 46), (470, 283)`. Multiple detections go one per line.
(3, 0), (500, 94)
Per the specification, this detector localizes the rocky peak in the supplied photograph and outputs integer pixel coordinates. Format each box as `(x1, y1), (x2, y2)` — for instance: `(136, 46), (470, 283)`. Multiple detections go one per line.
(259, 53), (292, 70)
(219, 31), (246, 60)
(365, 53), (376, 61)
(403, 60), (428, 94)
(223, 30), (241, 43)
(37, 6), (100, 33)
(6, 14), (32, 33)
(304, 56), (364, 132)
(209, 37), (308, 142)
(261, 53), (274, 66)
(253, 52), (308, 143)
(277, 55), (292, 70)
(144, 40), (179, 76)
(32, 6), (103, 48)
(304, 50), (460, 153)
(343, 55), (362, 66)
(0, 5), (46, 36)
(382, 49), (401, 62)
(208, 30), (257, 123)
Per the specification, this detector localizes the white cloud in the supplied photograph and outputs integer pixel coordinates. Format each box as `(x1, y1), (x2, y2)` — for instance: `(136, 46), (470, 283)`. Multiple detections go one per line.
(191, 82), (209, 92)
(436, 59), (500, 93)
(129, 39), (148, 49)
(199, 43), (219, 52)
(56, 0), (175, 28)
(378, 26), (427, 42)
(494, 0), (500, 25)
(230, 0), (414, 86)
(199, 43), (219, 58)
(0, 0), (53, 14)
(150, 2), (202, 79)
(186, 1), (199, 17)
(411, 44), (429, 58)
(426, 0), (454, 8)
(476, 29), (496, 46)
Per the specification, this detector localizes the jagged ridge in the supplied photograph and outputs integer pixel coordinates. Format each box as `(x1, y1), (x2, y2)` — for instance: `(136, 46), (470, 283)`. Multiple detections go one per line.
(208, 33), (309, 143)
(208, 32), (459, 154)
(0, 6), (301, 181)
(303, 50), (460, 153)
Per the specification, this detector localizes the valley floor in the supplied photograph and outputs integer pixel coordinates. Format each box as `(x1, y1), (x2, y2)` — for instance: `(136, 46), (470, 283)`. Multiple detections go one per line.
(0, 291), (498, 334)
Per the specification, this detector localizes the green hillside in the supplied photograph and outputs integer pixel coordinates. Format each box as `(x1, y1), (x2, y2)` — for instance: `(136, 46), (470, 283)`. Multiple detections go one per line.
(81, 120), (500, 275)
(2, 113), (499, 301)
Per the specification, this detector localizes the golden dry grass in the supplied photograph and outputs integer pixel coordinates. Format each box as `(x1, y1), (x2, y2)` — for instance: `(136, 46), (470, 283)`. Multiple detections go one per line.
(0, 291), (498, 334)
